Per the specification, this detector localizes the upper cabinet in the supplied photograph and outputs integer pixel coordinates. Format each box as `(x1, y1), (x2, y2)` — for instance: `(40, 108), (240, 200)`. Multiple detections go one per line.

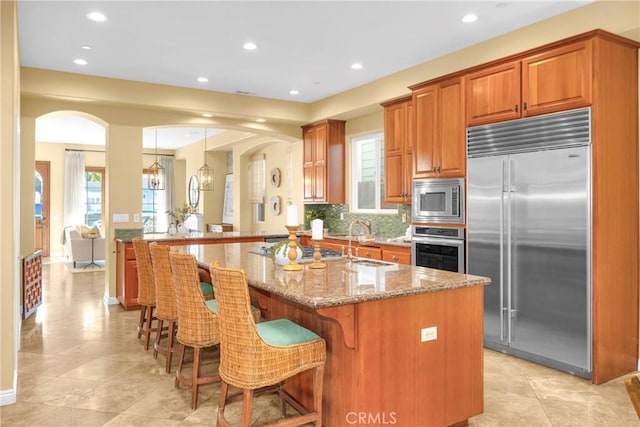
(382, 96), (413, 204)
(302, 119), (346, 204)
(466, 40), (592, 127)
(411, 76), (465, 179)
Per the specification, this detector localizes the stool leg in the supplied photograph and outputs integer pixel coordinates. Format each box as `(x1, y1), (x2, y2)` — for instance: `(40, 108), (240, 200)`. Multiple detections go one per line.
(241, 389), (254, 426)
(175, 343), (185, 388)
(191, 347), (201, 409)
(314, 365), (324, 426)
(165, 321), (176, 373)
(153, 318), (164, 359)
(137, 306), (147, 339)
(217, 381), (229, 427)
(144, 306), (155, 351)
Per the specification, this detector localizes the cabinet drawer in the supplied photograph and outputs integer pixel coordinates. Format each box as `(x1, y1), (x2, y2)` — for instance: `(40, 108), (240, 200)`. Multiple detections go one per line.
(356, 246), (382, 260)
(383, 248), (411, 265)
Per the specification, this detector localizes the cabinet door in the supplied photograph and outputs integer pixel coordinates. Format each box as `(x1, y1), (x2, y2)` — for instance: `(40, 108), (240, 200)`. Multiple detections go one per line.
(437, 78), (466, 178)
(303, 128), (315, 201)
(465, 61), (521, 126)
(522, 40), (592, 117)
(404, 102), (413, 199)
(413, 85), (438, 178)
(312, 125), (327, 202)
(384, 102), (408, 203)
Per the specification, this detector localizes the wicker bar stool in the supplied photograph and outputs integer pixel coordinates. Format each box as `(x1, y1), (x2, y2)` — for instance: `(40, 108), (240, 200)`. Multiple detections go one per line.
(209, 263), (326, 427)
(132, 237), (158, 351)
(149, 243), (178, 373)
(169, 252), (220, 410)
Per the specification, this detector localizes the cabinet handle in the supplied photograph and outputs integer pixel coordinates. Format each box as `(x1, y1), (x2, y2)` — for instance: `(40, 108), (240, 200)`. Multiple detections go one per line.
(523, 102), (527, 110)
(392, 255), (399, 261)
(514, 104), (518, 112)
(365, 252), (371, 257)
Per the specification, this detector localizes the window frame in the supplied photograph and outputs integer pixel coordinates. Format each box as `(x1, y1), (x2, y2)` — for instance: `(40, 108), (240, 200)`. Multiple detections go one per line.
(84, 166), (105, 227)
(350, 132), (395, 214)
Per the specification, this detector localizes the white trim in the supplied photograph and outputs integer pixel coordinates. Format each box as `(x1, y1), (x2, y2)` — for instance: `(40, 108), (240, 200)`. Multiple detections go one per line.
(637, 358), (640, 372)
(0, 385), (17, 406)
(103, 294), (119, 306)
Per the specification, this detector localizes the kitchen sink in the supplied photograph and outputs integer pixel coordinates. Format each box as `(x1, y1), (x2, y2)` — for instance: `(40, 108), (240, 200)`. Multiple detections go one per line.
(349, 258), (394, 267)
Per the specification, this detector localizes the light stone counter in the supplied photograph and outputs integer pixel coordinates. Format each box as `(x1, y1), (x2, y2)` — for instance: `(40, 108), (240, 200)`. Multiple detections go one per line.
(191, 241), (490, 309)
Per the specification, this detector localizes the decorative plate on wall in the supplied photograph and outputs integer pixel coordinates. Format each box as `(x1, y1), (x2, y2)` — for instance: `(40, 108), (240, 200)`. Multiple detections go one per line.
(270, 195), (281, 216)
(270, 168), (281, 188)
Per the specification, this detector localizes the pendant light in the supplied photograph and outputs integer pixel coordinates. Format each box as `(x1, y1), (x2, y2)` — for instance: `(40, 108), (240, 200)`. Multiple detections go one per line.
(147, 128), (165, 190)
(197, 128), (214, 191)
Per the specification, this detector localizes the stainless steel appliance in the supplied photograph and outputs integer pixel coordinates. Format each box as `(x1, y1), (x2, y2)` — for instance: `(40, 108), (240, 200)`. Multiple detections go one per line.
(467, 107), (592, 379)
(412, 178), (464, 224)
(411, 226), (465, 273)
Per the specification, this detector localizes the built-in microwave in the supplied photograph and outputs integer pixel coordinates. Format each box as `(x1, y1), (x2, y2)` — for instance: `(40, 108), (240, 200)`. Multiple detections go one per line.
(412, 178), (464, 224)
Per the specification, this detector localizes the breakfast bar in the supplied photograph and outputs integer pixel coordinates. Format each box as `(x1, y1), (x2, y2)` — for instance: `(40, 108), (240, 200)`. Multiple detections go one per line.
(191, 241), (490, 426)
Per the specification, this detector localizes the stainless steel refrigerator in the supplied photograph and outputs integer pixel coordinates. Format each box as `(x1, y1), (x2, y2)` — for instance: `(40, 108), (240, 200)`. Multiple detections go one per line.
(467, 107), (592, 379)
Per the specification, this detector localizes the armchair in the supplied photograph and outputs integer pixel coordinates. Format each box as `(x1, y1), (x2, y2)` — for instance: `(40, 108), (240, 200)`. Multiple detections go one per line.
(63, 226), (106, 267)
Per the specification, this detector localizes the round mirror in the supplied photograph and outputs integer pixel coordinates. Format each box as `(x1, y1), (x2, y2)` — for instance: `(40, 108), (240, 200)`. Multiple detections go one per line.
(188, 175), (200, 208)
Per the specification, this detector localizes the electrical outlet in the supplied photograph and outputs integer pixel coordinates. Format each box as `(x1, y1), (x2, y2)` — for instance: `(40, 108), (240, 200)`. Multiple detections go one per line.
(401, 213), (408, 223)
(421, 326), (437, 342)
(340, 212), (345, 220)
(133, 213), (140, 223)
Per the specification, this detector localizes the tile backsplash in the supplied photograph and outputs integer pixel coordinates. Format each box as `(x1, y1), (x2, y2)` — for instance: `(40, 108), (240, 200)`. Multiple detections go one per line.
(304, 204), (411, 239)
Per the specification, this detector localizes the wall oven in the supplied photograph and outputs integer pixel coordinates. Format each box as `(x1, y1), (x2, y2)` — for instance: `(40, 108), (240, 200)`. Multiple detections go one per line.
(412, 178), (464, 224)
(411, 226), (465, 273)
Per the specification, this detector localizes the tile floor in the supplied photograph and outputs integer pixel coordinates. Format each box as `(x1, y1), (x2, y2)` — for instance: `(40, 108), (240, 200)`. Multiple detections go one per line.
(1, 258), (639, 426)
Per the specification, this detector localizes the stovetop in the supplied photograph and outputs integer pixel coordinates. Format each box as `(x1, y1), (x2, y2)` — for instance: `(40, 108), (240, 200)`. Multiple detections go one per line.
(251, 246), (343, 259)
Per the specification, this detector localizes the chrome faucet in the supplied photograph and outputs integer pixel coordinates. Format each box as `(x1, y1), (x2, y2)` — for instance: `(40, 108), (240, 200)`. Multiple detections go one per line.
(347, 218), (372, 259)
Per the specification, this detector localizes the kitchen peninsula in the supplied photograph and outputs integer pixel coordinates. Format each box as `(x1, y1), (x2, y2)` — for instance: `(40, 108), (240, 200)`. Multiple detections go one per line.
(193, 241), (490, 426)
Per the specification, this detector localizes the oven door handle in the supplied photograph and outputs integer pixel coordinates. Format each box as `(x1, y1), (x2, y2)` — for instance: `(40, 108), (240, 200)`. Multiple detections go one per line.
(412, 237), (465, 246)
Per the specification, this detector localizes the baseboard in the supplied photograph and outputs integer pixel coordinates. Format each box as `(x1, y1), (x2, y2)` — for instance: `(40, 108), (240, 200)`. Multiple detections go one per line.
(103, 294), (119, 306)
(0, 386), (16, 406)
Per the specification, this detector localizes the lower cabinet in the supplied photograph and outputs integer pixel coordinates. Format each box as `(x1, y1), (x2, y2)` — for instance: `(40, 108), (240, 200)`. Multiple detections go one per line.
(307, 237), (411, 265)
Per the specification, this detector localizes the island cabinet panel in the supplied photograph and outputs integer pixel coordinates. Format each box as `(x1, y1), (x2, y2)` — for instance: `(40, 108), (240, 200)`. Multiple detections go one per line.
(466, 39), (592, 126)
(302, 119), (346, 204)
(412, 77), (465, 179)
(264, 284), (483, 425)
(382, 96), (413, 204)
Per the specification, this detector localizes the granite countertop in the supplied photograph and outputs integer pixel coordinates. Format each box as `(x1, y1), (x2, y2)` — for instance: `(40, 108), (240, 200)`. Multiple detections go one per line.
(300, 230), (412, 248)
(192, 241), (490, 309)
(115, 230), (288, 243)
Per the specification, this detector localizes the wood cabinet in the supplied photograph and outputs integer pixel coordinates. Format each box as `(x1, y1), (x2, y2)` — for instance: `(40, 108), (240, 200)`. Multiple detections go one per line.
(411, 77), (465, 178)
(316, 237), (410, 265)
(302, 119), (346, 204)
(466, 39), (592, 126)
(382, 96), (413, 203)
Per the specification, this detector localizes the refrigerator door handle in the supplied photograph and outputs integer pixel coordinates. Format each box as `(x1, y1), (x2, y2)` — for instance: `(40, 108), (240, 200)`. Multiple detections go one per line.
(500, 159), (506, 342)
(506, 158), (513, 344)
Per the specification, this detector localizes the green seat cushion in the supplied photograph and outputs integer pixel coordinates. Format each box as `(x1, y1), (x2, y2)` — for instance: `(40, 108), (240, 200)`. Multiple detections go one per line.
(205, 299), (218, 313)
(200, 282), (214, 296)
(256, 319), (320, 346)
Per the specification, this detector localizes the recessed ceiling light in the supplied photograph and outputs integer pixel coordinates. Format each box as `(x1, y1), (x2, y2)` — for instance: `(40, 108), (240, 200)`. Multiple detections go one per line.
(461, 13), (478, 23)
(197, 77), (208, 83)
(81, 45), (92, 50)
(73, 58), (88, 66)
(289, 90), (299, 95)
(86, 11), (107, 22)
(202, 113), (213, 118)
(256, 118), (266, 123)
(496, 2), (508, 8)
(351, 63), (363, 70)
(243, 42), (257, 50)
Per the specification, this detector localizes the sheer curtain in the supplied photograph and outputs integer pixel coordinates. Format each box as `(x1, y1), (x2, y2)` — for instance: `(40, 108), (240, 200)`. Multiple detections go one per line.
(64, 151), (85, 226)
(157, 155), (174, 232)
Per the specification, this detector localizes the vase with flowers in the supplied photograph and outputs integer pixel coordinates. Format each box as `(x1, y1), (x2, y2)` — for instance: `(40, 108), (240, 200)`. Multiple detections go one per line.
(167, 203), (197, 233)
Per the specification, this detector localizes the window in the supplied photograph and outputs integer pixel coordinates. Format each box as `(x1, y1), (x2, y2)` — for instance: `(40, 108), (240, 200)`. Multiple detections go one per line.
(142, 169), (165, 232)
(351, 132), (394, 212)
(84, 167), (105, 228)
(249, 154), (266, 223)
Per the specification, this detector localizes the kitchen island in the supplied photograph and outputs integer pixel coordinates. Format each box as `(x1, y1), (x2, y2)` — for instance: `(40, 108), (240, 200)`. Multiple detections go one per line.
(115, 231), (287, 309)
(192, 242), (490, 426)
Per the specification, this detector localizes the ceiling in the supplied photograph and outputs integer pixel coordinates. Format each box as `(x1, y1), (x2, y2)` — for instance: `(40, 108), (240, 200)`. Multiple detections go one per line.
(19, 0), (594, 148)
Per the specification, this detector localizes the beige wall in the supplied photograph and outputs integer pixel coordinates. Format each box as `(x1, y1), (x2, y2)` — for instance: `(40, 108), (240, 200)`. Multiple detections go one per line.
(3, 0), (640, 403)
(1, 0), (19, 405)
